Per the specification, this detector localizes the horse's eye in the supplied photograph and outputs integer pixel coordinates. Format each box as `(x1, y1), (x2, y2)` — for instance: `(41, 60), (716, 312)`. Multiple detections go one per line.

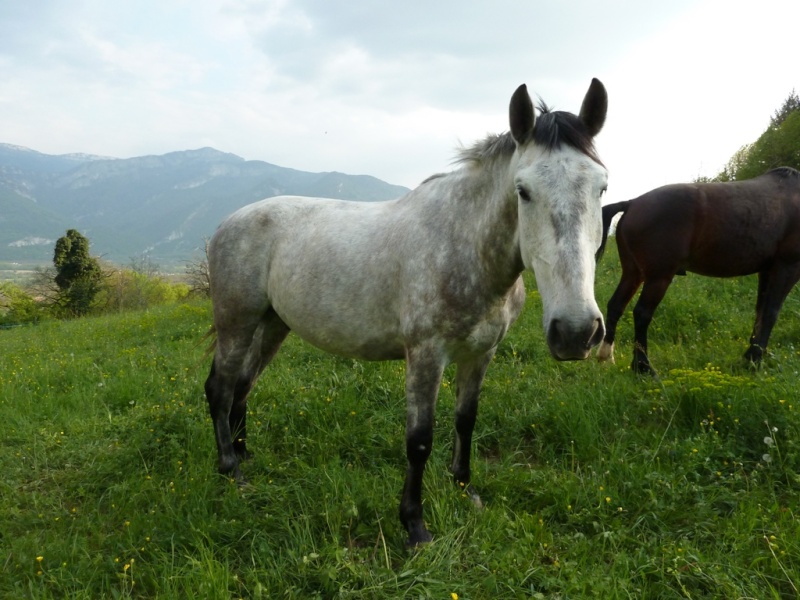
(600, 187), (608, 198)
(516, 185), (532, 202)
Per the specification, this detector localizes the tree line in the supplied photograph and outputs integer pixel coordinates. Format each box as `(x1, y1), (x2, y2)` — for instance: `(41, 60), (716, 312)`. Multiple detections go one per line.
(698, 89), (800, 182)
(0, 229), (210, 326)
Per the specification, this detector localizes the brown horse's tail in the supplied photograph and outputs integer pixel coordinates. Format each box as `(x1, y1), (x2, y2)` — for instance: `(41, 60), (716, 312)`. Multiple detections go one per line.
(596, 200), (631, 260)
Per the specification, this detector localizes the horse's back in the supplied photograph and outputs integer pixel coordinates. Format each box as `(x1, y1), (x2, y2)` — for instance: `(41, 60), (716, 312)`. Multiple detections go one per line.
(617, 174), (800, 277)
(210, 195), (402, 268)
(209, 195), (409, 357)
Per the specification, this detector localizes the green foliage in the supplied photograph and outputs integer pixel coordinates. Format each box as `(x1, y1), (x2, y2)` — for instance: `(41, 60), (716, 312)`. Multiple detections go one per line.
(52, 229), (103, 316)
(735, 110), (800, 180)
(705, 90), (800, 182)
(770, 89), (800, 129)
(711, 144), (753, 183)
(1, 253), (192, 324)
(95, 268), (191, 312)
(0, 281), (43, 325)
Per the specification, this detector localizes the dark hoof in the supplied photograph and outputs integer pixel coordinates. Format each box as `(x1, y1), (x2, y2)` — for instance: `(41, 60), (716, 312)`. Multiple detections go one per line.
(236, 448), (254, 462)
(217, 470), (248, 488)
(406, 529), (433, 548)
(403, 517), (433, 547)
(218, 458), (244, 484)
(631, 360), (657, 377)
(744, 345), (764, 364)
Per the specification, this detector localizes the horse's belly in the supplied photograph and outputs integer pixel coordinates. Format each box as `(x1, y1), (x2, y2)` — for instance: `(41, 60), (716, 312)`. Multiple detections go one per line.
(274, 297), (517, 364)
(687, 242), (772, 277)
(687, 257), (760, 278)
(301, 332), (406, 362)
(275, 305), (406, 361)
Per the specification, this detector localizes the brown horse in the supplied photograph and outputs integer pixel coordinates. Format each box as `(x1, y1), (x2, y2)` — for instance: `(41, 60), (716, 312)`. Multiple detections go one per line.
(597, 167), (800, 375)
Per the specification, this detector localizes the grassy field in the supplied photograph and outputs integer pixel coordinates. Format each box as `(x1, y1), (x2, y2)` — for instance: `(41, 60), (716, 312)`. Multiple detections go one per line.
(1, 244), (799, 599)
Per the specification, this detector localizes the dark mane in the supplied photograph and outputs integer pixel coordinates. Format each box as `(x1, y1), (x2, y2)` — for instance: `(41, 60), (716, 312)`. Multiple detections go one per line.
(454, 132), (517, 167)
(454, 101), (603, 168)
(767, 166), (800, 179)
(419, 172), (448, 185)
(533, 101), (604, 166)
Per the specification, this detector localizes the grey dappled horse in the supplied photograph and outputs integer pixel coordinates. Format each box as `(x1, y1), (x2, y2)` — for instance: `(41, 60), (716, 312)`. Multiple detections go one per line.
(205, 79), (609, 545)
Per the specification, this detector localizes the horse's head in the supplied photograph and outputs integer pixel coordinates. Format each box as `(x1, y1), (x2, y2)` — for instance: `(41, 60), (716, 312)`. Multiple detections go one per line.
(509, 79), (608, 360)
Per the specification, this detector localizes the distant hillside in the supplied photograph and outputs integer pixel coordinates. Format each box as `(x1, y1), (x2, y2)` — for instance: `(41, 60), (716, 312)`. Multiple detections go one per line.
(0, 144), (410, 268)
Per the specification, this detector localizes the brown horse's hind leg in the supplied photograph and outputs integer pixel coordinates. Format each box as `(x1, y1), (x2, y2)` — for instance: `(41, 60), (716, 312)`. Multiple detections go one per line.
(630, 277), (672, 375)
(745, 264), (800, 363)
(451, 350), (494, 509)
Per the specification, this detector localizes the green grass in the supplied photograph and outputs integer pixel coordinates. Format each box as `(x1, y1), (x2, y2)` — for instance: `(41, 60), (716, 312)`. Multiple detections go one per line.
(1, 244), (799, 598)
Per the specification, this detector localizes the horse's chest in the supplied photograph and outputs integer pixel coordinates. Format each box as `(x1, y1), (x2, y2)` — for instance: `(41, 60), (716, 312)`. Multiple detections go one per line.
(461, 317), (512, 355)
(441, 279), (525, 357)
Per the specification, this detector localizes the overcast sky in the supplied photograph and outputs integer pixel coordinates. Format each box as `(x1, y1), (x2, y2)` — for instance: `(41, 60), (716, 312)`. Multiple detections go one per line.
(2, 0), (798, 202)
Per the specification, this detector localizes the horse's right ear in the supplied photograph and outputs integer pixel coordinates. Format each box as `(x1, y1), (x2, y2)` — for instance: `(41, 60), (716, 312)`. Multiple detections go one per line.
(579, 78), (608, 138)
(509, 84), (535, 145)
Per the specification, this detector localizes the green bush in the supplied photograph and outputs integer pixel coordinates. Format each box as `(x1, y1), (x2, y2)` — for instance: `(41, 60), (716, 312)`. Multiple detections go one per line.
(0, 281), (44, 325)
(95, 269), (191, 313)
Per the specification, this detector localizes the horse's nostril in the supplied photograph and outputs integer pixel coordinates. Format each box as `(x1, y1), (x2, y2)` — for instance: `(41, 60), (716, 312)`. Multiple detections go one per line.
(589, 317), (605, 348)
(548, 318), (564, 348)
(548, 316), (604, 359)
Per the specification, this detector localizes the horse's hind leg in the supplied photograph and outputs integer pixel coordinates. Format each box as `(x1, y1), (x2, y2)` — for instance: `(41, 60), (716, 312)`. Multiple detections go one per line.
(746, 264), (800, 363)
(205, 309), (289, 478)
(229, 309), (290, 461)
(451, 351), (495, 509)
(205, 335), (253, 478)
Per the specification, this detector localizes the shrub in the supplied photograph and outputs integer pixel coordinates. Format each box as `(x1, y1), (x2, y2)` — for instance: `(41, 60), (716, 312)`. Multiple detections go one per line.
(0, 281), (44, 325)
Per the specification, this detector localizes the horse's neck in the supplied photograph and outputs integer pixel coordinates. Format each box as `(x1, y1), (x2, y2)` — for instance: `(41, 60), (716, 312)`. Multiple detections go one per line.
(458, 164), (524, 290)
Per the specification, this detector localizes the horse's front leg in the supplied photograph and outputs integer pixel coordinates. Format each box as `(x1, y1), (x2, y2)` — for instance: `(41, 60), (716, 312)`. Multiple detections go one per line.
(598, 272), (642, 363)
(631, 277), (671, 376)
(400, 346), (445, 546)
(451, 351), (495, 509)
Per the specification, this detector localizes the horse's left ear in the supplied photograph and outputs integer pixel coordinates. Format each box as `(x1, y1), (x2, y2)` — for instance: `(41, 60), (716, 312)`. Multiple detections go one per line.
(509, 84), (535, 145)
(579, 78), (608, 138)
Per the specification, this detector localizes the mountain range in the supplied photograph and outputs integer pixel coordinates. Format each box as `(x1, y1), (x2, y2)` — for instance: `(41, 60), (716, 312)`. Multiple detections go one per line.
(0, 143), (410, 268)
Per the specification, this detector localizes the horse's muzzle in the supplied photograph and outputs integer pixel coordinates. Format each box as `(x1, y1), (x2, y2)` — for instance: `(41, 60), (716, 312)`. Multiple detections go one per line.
(547, 316), (605, 360)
